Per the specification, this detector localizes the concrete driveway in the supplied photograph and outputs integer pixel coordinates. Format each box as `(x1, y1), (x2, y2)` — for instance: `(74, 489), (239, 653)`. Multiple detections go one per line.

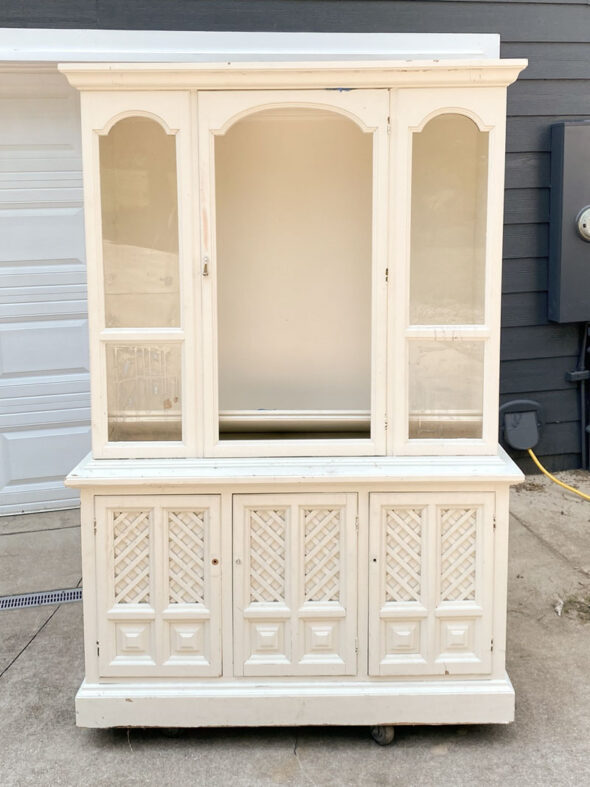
(1, 474), (589, 787)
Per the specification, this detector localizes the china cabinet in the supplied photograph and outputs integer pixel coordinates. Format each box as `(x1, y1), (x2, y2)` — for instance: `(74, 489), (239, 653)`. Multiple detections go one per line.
(62, 55), (526, 734)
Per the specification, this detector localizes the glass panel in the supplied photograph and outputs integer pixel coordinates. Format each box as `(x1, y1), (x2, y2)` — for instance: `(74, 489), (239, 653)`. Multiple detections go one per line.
(215, 108), (372, 440)
(100, 117), (180, 328)
(106, 344), (182, 442)
(410, 114), (488, 325)
(408, 341), (484, 439)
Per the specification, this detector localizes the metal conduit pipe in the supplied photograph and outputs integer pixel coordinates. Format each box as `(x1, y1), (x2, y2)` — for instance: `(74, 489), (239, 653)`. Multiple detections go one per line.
(582, 322), (590, 470)
(567, 322), (590, 470)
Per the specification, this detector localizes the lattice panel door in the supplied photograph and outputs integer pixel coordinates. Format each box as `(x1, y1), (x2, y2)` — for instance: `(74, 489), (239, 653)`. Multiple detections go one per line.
(369, 492), (494, 676)
(95, 495), (221, 678)
(233, 493), (358, 677)
(113, 510), (151, 604)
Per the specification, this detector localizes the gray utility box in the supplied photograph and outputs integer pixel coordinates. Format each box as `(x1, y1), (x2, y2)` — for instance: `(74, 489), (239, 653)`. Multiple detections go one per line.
(549, 122), (590, 323)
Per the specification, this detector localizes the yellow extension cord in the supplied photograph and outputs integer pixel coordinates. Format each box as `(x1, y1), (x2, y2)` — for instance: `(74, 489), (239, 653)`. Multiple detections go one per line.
(527, 448), (590, 502)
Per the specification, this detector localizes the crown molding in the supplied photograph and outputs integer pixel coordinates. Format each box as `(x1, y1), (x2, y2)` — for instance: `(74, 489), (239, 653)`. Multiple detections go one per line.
(59, 59), (528, 91)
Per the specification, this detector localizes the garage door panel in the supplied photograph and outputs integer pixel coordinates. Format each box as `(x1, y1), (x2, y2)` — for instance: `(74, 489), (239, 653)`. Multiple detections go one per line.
(1, 425), (90, 485)
(0, 206), (85, 263)
(0, 67), (89, 515)
(0, 319), (89, 377)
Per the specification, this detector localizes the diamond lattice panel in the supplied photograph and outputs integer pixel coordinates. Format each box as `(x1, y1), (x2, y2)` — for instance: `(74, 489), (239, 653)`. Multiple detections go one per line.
(440, 508), (477, 601)
(249, 509), (287, 603)
(304, 508), (341, 602)
(113, 510), (151, 603)
(168, 510), (206, 604)
(385, 507), (423, 603)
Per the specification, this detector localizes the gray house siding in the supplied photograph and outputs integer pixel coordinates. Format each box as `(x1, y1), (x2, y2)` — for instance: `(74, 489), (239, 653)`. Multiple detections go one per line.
(2, 0), (589, 472)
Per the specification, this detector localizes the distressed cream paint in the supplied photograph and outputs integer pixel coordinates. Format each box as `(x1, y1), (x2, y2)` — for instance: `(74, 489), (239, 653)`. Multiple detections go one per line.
(62, 57), (526, 732)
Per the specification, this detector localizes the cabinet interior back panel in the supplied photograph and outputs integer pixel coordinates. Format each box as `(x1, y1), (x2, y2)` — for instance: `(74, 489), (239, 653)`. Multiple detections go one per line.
(215, 109), (372, 414)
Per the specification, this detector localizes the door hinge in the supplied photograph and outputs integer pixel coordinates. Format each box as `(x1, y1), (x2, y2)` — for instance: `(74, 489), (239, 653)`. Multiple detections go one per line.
(386, 118), (391, 135)
(384, 418), (388, 430)
(493, 515), (497, 531)
(490, 638), (494, 653)
(385, 267), (389, 283)
(96, 641), (100, 657)
(354, 637), (359, 655)
(355, 516), (359, 532)
(93, 518), (97, 536)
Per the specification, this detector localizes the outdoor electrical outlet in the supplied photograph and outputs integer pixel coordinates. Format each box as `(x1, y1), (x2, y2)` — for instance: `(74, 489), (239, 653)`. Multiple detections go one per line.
(499, 400), (544, 451)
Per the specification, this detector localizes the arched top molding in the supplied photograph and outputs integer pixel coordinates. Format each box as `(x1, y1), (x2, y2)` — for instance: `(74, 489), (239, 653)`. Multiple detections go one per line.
(412, 107), (492, 134)
(215, 103), (373, 136)
(96, 109), (178, 136)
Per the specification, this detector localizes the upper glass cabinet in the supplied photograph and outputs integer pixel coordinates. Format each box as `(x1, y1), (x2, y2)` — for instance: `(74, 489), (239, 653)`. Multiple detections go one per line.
(198, 89), (389, 457)
(410, 113), (488, 326)
(100, 117), (180, 329)
(62, 60), (526, 459)
(405, 111), (490, 445)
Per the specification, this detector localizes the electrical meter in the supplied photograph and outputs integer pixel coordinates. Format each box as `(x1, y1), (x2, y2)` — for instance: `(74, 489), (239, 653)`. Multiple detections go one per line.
(549, 122), (590, 322)
(576, 206), (590, 242)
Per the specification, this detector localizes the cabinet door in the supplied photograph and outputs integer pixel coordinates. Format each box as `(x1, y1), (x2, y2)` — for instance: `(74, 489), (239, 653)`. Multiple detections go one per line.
(197, 89), (389, 458)
(80, 91), (198, 459)
(95, 495), (221, 677)
(233, 493), (358, 676)
(369, 492), (494, 676)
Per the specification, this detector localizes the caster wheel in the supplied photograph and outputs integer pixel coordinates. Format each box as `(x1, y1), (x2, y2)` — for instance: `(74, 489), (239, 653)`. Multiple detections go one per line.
(370, 725), (395, 746)
(161, 727), (181, 738)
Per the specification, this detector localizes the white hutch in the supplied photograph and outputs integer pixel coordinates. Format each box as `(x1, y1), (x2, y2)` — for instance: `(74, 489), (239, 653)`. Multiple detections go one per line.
(62, 45), (526, 739)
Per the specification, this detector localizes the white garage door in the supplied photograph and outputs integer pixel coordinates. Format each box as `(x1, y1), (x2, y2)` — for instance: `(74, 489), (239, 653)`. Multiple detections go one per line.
(0, 65), (90, 514)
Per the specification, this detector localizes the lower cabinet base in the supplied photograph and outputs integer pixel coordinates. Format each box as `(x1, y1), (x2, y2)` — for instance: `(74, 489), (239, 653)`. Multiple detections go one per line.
(75, 673), (515, 728)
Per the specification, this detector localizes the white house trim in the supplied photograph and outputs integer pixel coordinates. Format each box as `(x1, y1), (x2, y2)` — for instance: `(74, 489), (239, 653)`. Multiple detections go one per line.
(0, 29), (499, 64)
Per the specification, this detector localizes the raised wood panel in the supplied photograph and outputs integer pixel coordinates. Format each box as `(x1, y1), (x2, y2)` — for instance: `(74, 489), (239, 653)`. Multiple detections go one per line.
(0, 207), (85, 265)
(370, 492), (494, 677)
(502, 258), (547, 294)
(0, 320), (88, 376)
(233, 493), (358, 677)
(0, 424), (89, 485)
(0, 424), (90, 513)
(96, 495), (222, 677)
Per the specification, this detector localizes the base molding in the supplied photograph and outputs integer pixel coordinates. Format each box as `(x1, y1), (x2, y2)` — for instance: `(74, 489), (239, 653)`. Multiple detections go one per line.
(76, 674), (515, 728)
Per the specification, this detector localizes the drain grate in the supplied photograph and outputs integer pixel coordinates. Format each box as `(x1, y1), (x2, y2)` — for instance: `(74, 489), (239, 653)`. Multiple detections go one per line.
(0, 587), (82, 610)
